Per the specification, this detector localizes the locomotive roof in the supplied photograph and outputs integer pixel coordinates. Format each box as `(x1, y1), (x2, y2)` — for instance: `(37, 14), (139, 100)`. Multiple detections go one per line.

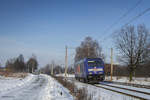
(75, 58), (102, 64)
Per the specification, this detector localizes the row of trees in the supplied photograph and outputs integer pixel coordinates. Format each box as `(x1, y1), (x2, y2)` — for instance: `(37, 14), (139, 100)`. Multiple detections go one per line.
(40, 62), (74, 75)
(105, 63), (150, 77)
(5, 54), (38, 73)
(74, 24), (150, 81)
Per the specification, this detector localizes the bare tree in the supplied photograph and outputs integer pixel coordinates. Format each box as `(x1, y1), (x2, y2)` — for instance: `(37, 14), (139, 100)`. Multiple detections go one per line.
(40, 63), (65, 75)
(26, 56), (38, 73)
(75, 36), (104, 62)
(115, 24), (150, 81)
(15, 54), (26, 72)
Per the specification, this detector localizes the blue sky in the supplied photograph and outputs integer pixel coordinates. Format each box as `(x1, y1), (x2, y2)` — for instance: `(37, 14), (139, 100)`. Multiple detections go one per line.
(0, 0), (150, 67)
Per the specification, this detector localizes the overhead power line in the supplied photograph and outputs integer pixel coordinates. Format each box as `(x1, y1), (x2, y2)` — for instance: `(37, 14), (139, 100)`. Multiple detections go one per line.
(101, 7), (150, 42)
(123, 7), (150, 27)
(116, 0), (142, 23)
(101, 7), (150, 50)
(99, 0), (143, 44)
(104, 0), (143, 33)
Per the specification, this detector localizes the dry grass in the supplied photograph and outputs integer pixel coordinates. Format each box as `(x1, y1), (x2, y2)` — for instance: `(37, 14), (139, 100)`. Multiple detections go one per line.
(0, 70), (27, 78)
(54, 76), (92, 100)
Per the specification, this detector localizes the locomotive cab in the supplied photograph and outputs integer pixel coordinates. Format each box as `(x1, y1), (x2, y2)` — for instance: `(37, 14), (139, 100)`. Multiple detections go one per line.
(86, 58), (105, 82)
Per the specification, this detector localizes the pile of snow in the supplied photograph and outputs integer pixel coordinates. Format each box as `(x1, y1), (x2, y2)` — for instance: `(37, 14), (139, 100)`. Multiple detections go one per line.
(72, 80), (139, 100)
(56, 74), (75, 78)
(0, 74), (34, 93)
(105, 76), (150, 85)
(40, 74), (74, 100)
(0, 75), (4, 79)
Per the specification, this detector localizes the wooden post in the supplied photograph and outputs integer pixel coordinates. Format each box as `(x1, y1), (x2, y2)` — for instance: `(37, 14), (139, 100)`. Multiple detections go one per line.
(65, 46), (68, 78)
(87, 44), (89, 57)
(111, 48), (113, 81)
(51, 62), (54, 75)
(32, 67), (33, 73)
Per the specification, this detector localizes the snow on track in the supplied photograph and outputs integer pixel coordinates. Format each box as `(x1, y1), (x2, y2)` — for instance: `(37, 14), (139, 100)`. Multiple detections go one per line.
(0, 74), (74, 100)
(100, 82), (150, 94)
(96, 84), (150, 100)
(106, 76), (150, 86)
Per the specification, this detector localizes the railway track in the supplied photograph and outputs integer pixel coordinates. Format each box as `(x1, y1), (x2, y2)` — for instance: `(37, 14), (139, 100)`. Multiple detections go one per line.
(94, 82), (150, 100)
(105, 81), (150, 89)
(65, 77), (150, 99)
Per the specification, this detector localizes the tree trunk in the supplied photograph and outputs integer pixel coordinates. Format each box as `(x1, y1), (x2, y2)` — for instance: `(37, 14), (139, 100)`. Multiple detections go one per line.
(129, 70), (133, 82)
(32, 67), (33, 73)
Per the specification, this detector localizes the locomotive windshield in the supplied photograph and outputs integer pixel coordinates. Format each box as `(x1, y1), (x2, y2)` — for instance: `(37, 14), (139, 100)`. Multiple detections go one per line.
(88, 60), (103, 67)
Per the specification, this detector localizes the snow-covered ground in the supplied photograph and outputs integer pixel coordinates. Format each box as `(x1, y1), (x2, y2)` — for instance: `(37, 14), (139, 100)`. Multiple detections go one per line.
(72, 80), (140, 100)
(99, 81), (150, 94)
(5, 73), (147, 100)
(41, 74), (74, 100)
(56, 73), (75, 78)
(0, 74), (74, 100)
(106, 76), (150, 85)
(95, 83), (150, 100)
(0, 74), (35, 93)
(57, 74), (150, 100)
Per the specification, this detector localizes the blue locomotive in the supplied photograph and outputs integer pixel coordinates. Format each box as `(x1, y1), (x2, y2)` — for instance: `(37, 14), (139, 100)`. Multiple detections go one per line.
(74, 58), (105, 83)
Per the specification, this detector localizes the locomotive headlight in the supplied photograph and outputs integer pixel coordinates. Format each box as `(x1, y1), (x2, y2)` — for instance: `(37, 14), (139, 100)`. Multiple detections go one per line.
(89, 72), (92, 74)
(97, 68), (103, 71)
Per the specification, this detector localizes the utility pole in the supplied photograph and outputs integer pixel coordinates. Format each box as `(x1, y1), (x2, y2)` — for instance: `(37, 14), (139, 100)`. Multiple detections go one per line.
(28, 64), (29, 73)
(32, 67), (33, 73)
(32, 61), (34, 73)
(51, 61), (54, 75)
(65, 46), (68, 78)
(87, 44), (89, 57)
(111, 48), (113, 81)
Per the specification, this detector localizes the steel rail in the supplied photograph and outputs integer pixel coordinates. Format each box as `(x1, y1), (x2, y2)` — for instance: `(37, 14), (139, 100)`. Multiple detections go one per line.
(94, 83), (150, 100)
(65, 77), (150, 99)
(99, 82), (150, 96)
(104, 81), (150, 89)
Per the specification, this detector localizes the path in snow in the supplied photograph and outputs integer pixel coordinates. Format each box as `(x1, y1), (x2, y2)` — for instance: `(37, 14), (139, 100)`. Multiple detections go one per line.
(0, 75), (47, 100)
(0, 74), (74, 100)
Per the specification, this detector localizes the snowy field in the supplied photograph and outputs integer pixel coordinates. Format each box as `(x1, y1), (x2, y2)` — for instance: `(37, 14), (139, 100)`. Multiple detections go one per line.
(0, 74), (34, 93)
(0, 74), (74, 100)
(106, 76), (150, 85)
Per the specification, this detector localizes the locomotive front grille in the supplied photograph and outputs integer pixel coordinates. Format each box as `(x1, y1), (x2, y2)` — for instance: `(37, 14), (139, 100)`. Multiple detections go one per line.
(87, 74), (103, 79)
